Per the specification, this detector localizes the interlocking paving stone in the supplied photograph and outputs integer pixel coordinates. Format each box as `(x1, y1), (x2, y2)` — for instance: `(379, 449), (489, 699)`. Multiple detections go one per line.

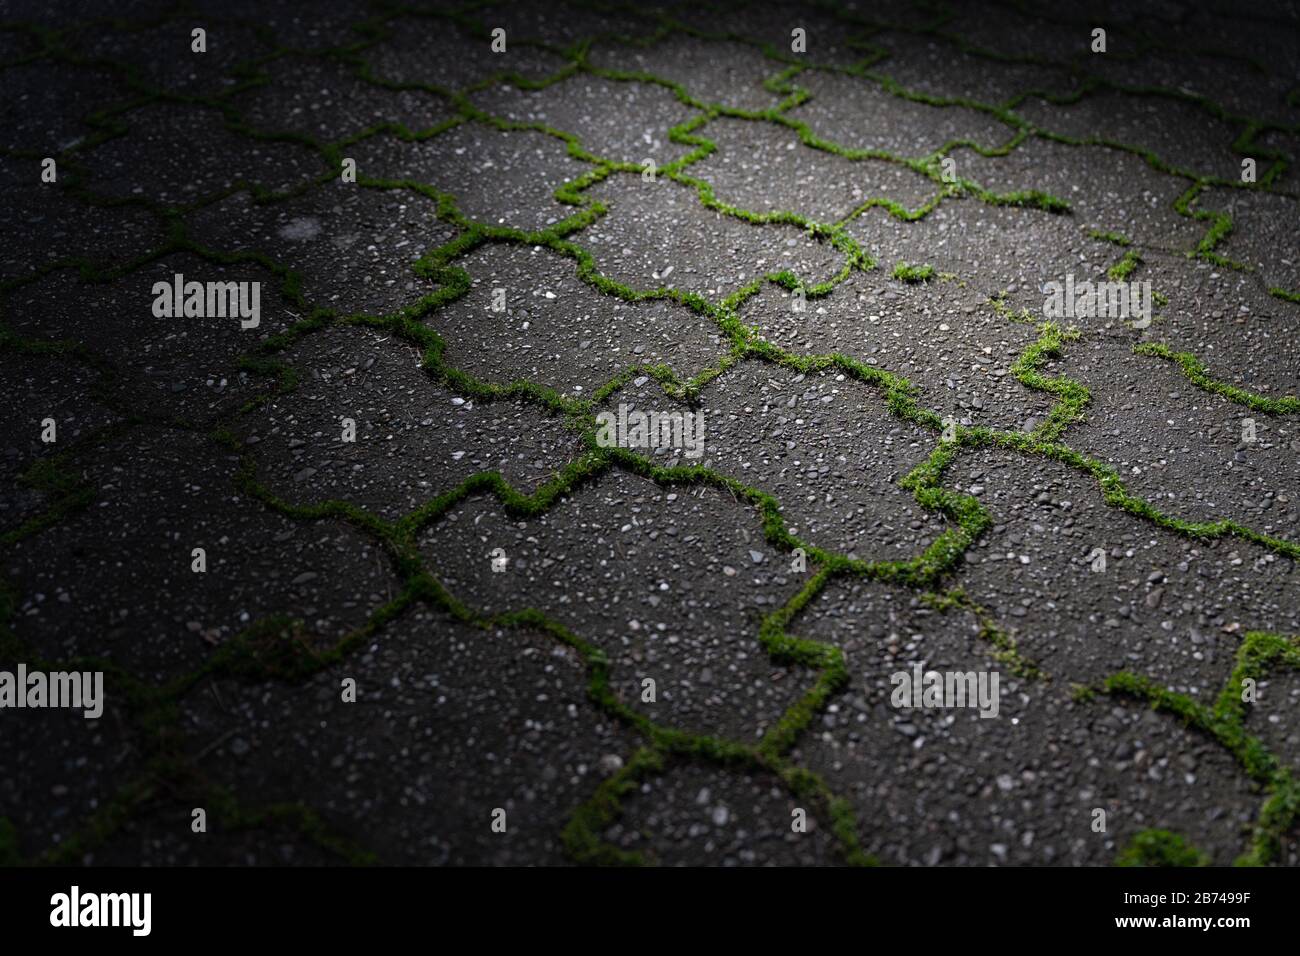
(789, 69), (1019, 158)
(426, 242), (726, 396)
(469, 74), (702, 166)
(349, 123), (591, 231)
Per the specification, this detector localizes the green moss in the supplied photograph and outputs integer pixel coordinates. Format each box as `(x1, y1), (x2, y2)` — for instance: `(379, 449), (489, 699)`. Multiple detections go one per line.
(892, 261), (936, 283)
(1116, 830), (1210, 867)
(1134, 342), (1300, 414)
(1088, 229), (1131, 246)
(1098, 632), (1300, 865)
(1106, 249), (1143, 281)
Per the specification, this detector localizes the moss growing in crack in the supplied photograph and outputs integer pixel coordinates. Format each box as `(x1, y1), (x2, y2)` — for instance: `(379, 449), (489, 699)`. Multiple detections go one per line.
(1116, 829), (1210, 867)
(972, 309), (1300, 562)
(1088, 229), (1131, 246)
(1106, 249), (1143, 281)
(892, 261), (935, 283)
(1174, 182), (1248, 270)
(923, 589), (1043, 679)
(0, 421), (120, 552)
(562, 747), (661, 866)
(217, 793), (378, 866)
(980, 189), (1071, 214)
(1009, 321), (1088, 443)
(1269, 287), (1300, 305)
(1097, 631), (1300, 865)
(1134, 343), (1300, 414)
